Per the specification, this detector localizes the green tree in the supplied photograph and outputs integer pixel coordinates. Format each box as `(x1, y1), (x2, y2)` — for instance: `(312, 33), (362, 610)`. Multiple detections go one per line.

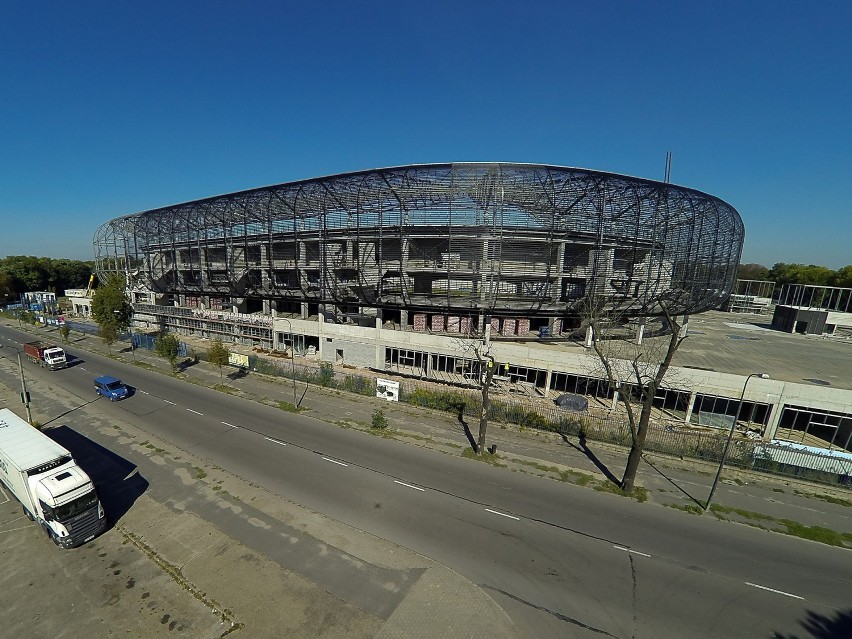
(91, 274), (132, 333)
(207, 338), (230, 380)
(154, 333), (181, 372)
(736, 263), (769, 281)
(59, 325), (71, 343)
(830, 265), (852, 288)
(99, 324), (118, 354)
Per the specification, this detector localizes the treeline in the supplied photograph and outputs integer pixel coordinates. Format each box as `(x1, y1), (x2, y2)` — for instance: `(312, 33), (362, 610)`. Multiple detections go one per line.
(737, 262), (852, 288)
(0, 256), (94, 303)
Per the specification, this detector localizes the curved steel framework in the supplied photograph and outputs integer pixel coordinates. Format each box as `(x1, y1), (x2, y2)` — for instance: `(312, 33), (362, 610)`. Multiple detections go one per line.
(94, 162), (744, 320)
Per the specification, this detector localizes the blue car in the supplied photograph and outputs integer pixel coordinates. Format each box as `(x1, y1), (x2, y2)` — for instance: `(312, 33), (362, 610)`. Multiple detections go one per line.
(94, 375), (129, 401)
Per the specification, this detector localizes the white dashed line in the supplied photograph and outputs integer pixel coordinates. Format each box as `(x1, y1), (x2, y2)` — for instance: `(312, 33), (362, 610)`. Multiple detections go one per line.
(394, 480), (425, 492)
(163, 399), (176, 405)
(322, 457), (348, 467)
(745, 582), (803, 599)
(187, 409), (203, 415)
(485, 508), (520, 521)
(222, 422), (238, 429)
(139, 390), (149, 395)
(264, 437), (287, 446)
(614, 545), (652, 558)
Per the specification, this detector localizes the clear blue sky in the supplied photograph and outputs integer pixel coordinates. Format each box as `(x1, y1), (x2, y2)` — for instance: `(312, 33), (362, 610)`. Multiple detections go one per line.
(2, 1), (850, 269)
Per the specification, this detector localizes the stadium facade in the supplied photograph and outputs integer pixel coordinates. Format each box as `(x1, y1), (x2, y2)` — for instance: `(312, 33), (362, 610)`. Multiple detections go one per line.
(94, 162), (743, 330)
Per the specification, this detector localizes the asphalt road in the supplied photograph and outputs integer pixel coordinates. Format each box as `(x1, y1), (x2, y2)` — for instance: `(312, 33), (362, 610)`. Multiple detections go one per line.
(2, 325), (850, 639)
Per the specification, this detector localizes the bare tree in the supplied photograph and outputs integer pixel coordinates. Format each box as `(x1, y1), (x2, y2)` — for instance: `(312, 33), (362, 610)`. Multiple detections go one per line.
(582, 295), (687, 493)
(453, 333), (498, 456)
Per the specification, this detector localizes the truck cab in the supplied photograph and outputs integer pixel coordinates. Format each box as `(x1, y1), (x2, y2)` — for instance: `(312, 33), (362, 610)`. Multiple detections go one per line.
(94, 376), (129, 401)
(29, 463), (106, 547)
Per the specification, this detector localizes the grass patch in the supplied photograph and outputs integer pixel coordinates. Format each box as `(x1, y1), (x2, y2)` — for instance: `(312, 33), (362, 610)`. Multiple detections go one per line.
(810, 493), (852, 507)
(710, 504), (852, 548)
(593, 480), (648, 502)
(461, 447), (507, 467)
(560, 469), (595, 486)
(709, 504), (774, 521)
(665, 503), (704, 515)
(514, 459), (562, 474)
(213, 384), (240, 395)
(195, 467), (207, 480)
(276, 400), (303, 413)
(395, 431), (433, 442)
(778, 520), (852, 547)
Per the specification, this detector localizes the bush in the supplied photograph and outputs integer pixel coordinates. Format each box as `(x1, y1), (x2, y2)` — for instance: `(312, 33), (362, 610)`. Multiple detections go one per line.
(318, 362), (335, 387)
(371, 409), (388, 430)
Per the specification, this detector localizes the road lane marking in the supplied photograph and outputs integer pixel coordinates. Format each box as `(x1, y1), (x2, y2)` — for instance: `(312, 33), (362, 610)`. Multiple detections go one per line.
(485, 508), (520, 521)
(222, 422), (239, 429)
(394, 480), (425, 492)
(613, 545), (652, 558)
(187, 409), (203, 415)
(745, 582), (803, 599)
(322, 457), (348, 467)
(140, 390), (149, 395)
(264, 437), (287, 446)
(163, 399), (176, 405)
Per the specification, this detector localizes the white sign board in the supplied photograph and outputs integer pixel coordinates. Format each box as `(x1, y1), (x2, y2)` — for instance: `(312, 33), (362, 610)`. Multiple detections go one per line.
(229, 352), (250, 368)
(376, 378), (400, 402)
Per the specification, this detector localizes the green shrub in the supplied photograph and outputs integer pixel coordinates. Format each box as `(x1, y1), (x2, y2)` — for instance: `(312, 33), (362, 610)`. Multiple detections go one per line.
(371, 409), (388, 430)
(318, 362), (335, 387)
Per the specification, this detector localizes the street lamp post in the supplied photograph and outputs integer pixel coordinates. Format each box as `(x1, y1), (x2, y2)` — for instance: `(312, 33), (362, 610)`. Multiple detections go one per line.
(16, 351), (33, 423)
(280, 318), (297, 405)
(1, 345), (33, 423)
(705, 372), (769, 510)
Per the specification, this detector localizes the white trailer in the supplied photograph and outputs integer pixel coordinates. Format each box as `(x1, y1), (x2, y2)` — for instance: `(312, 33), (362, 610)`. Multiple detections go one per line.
(0, 408), (105, 547)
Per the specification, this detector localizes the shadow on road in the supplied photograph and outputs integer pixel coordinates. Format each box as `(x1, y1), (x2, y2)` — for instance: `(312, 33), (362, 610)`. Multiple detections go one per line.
(641, 455), (705, 509)
(45, 425), (149, 527)
(775, 608), (852, 639)
(564, 434), (621, 486)
(455, 405), (478, 451)
(42, 399), (103, 426)
(227, 367), (249, 381)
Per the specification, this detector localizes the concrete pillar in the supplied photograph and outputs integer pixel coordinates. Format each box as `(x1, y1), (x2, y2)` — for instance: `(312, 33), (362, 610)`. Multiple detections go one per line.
(611, 390), (620, 412)
(684, 391), (697, 424)
(317, 313), (325, 360)
(544, 369), (553, 396)
(376, 316), (383, 369)
(636, 318), (646, 345)
(584, 325), (594, 348)
(301, 302), (309, 319)
(400, 309), (408, 329)
(763, 384), (786, 440)
(680, 314), (689, 337)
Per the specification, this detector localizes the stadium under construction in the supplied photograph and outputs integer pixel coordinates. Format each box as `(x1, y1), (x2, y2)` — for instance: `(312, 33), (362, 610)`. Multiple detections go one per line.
(91, 162), (851, 457)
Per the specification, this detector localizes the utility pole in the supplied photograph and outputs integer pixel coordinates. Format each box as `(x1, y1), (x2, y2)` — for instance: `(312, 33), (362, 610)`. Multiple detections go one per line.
(17, 352), (32, 423)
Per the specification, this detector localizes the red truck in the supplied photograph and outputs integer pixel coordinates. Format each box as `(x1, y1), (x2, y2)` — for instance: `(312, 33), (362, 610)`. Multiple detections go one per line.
(23, 340), (68, 370)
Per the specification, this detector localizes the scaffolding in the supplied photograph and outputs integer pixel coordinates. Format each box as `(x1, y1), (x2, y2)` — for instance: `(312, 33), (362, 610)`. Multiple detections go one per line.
(94, 162), (744, 322)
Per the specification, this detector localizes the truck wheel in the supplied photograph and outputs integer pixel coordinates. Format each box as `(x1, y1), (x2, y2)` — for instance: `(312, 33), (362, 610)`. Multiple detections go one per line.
(23, 507), (34, 521)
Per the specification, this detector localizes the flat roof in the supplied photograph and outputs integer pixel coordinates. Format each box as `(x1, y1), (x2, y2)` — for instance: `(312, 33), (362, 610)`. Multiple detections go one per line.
(647, 310), (851, 392)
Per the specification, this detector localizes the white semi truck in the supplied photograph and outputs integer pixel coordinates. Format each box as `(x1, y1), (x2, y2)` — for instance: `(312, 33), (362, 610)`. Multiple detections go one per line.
(0, 408), (106, 547)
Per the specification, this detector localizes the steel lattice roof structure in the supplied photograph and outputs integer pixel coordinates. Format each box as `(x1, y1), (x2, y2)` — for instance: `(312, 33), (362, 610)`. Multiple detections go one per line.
(93, 162), (744, 319)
